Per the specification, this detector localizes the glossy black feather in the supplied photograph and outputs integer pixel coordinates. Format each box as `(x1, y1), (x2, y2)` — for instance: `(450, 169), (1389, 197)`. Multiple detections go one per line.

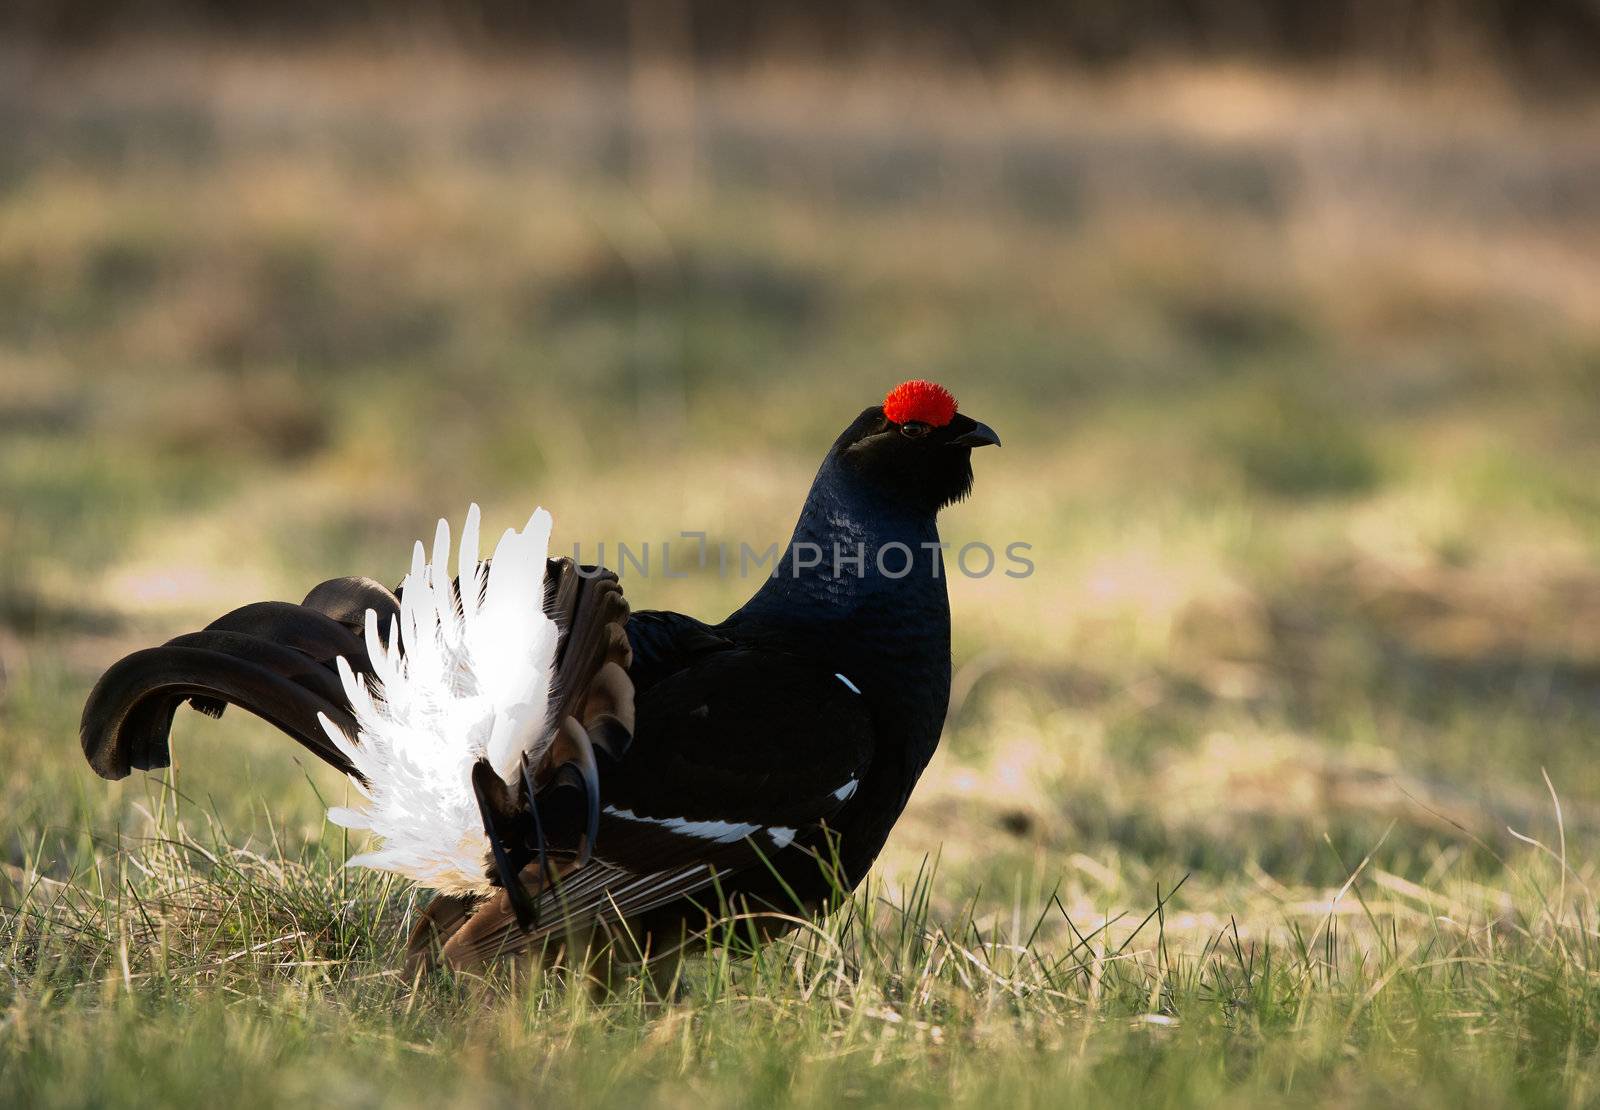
(299, 576), (401, 633)
(624, 610), (728, 692)
(80, 643), (361, 780)
(79, 585), (395, 782)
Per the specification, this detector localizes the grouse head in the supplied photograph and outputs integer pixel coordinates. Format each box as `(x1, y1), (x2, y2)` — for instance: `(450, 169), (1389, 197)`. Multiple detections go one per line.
(830, 380), (1000, 514)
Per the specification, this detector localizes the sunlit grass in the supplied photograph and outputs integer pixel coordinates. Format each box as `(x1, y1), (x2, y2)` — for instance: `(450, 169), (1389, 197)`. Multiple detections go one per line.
(6, 783), (1600, 1107)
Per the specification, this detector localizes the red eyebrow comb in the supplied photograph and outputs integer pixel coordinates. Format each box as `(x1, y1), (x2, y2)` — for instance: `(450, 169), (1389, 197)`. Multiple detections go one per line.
(883, 380), (957, 427)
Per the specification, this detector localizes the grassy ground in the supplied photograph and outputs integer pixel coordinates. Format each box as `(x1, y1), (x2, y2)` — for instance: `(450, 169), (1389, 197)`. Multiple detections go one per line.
(4, 47), (1600, 1106)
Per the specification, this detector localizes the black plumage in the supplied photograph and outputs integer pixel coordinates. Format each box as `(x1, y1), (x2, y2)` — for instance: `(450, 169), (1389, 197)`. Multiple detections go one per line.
(79, 384), (999, 975)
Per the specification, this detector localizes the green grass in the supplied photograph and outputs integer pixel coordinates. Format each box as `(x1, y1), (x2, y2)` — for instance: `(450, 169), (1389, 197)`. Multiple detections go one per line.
(8, 793), (1600, 1107)
(4, 47), (1600, 1106)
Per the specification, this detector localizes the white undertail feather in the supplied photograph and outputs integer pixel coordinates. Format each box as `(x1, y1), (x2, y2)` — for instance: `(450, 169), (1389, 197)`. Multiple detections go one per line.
(320, 504), (559, 894)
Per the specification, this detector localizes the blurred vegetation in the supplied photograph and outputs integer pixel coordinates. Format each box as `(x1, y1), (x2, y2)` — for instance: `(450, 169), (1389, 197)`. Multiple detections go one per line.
(7, 2), (1600, 91)
(3, 41), (1600, 1106)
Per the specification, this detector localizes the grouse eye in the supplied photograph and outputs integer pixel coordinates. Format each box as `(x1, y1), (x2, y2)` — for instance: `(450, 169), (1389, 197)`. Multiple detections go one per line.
(899, 421), (931, 439)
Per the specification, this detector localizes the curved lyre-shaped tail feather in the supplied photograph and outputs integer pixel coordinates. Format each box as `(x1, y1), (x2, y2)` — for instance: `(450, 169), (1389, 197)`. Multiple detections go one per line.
(81, 506), (635, 915)
(80, 594), (393, 782)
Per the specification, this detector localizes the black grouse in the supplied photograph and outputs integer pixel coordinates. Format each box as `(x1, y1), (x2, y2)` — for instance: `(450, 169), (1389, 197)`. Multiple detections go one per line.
(80, 379), (999, 973)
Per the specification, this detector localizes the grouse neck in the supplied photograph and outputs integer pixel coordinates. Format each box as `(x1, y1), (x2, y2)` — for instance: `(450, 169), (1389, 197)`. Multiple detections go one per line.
(724, 453), (952, 659)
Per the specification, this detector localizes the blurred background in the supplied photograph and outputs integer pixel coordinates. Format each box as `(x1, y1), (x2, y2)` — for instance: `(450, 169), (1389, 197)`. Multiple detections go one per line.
(3, 2), (1599, 929)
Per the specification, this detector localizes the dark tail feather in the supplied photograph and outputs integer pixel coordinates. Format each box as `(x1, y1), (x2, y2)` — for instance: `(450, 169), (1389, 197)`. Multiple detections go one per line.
(551, 719), (601, 866)
(197, 600), (372, 665)
(79, 588), (392, 783)
(81, 643), (361, 781)
(472, 759), (538, 931)
(160, 630), (360, 714)
(404, 893), (478, 974)
(170, 600), (372, 723)
(300, 576), (401, 634)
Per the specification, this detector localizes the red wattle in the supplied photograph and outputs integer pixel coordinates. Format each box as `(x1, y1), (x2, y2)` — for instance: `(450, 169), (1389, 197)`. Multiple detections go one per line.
(883, 380), (957, 427)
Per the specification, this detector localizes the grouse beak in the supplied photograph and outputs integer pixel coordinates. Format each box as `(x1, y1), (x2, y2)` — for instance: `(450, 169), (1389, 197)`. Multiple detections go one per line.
(950, 420), (1001, 449)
